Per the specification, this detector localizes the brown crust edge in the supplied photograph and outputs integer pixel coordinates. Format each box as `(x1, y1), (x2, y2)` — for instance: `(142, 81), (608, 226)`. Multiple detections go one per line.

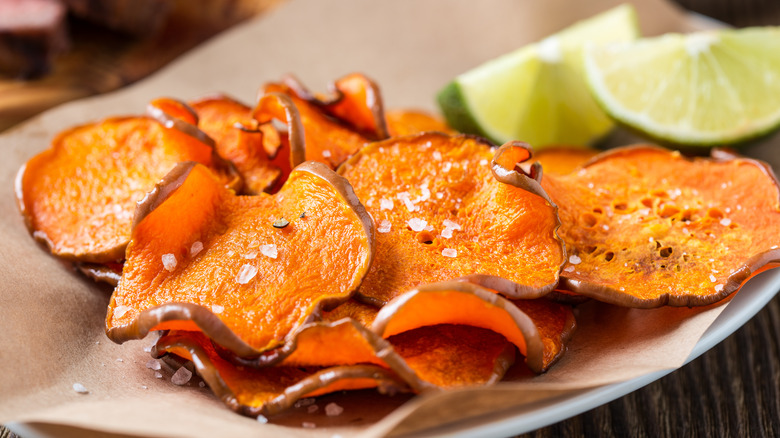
(370, 281), (551, 374)
(252, 92), (307, 170)
(559, 144), (780, 307)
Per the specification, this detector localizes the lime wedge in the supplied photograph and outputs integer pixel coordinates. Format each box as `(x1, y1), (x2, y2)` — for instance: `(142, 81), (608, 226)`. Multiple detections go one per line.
(585, 27), (780, 146)
(437, 4), (639, 149)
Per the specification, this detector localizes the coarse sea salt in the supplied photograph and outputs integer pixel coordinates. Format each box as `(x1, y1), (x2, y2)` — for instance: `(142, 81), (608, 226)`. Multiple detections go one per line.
(171, 367), (193, 385)
(113, 305), (130, 318)
(190, 241), (204, 257)
(380, 198), (394, 210)
(257, 415), (269, 424)
(433, 151), (442, 161)
(377, 220), (392, 234)
(161, 253), (177, 271)
(211, 304), (224, 314)
(720, 218), (732, 226)
(325, 402), (344, 417)
(709, 274), (717, 283)
(564, 266), (575, 272)
(442, 248), (457, 258)
(441, 228), (454, 239)
(715, 284), (725, 292)
(146, 359), (161, 371)
(442, 219), (461, 230)
(72, 383), (89, 394)
(569, 255), (582, 265)
(243, 251), (257, 260)
(408, 218), (427, 232)
(236, 264), (258, 284)
(260, 244), (278, 259)
(322, 150), (332, 158)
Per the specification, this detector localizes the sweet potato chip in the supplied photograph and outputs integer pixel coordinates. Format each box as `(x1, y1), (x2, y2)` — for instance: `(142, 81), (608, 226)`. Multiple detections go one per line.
(260, 73), (387, 168)
(154, 331), (410, 418)
(106, 160), (374, 358)
(385, 109), (454, 137)
(337, 132), (565, 305)
(372, 281), (575, 373)
(192, 93), (305, 194)
(542, 145), (780, 307)
(532, 146), (600, 176)
(15, 106), (238, 263)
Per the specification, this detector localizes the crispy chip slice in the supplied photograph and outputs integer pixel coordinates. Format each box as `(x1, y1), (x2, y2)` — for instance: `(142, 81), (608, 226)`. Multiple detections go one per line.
(190, 94), (302, 194)
(106, 161), (374, 357)
(154, 331), (410, 418)
(260, 73), (387, 168)
(15, 106), (238, 263)
(532, 146), (600, 176)
(337, 132), (565, 305)
(385, 109), (454, 137)
(542, 145), (780, 307)
(371, 281), (575, 373)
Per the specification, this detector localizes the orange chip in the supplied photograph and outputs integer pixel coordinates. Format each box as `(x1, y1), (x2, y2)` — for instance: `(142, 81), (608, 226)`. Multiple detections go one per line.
(261, 73), (387, 168)
(154, 331), (410, 418)
(532, 146), (600, 176)
(190, 94), (302, 194)
(385, 109), (454, 137)
(106, 161), (374, 358)
(16, 105), (238, 263)
(371, 281), (575, 373)
(338, 132), (565, 305)
(542, 145), (780, 307)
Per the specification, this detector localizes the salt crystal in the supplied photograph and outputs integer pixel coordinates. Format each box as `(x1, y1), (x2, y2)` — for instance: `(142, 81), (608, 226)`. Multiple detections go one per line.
(602, 225), (609, 231)
(302, 422), (317, 429)
(407, 218), (427, 232)
(443, 219), (461, 230)
(72, 383), (89, 394)
(260, 244), (278, 259)
(683, 228), (690, 234)
(211, 304), (224, 314)
(199, 381), (206, 388)
(171, 367), (193, 385)
(113, 305), (130, 318)
(295, 398), (316, 408)
(307, 405), (319, 413)
(709, 274), (717, 283)
(649, 237), (654, 243)
(587, 183), (594, 189)
(380, 198), (394, 210)
(441, 228), (453, 239)
(442, 162), (452, 172)
(243, 251), (257, 259)
(479, 159), (488, 166)
(142, 385), (148, 389)
(161, 253), (177, 271)
(564, 266), (575, 272)
(155, 372), (163, 379)
(442, 248), (457, 258)
(669, 188), (682, 199)
(257, 415), (269, 424)
(146, 359), (161, 371)
(377, 220), (392, 234)
(436, 192), (444, 199)
(236, 264), (258, 284)
(569, 255), (582, 265)
(715, 284), (724, 292)
(190, 241), (204, 257)
(433, 151), (442, 161)
(325, 402), (344, 417)
(322, 150), (331, 158)
(720, 218), (732, 226)
(116, 358), (124, 362)
(721, 182), (728, 189)
(638, 208), (651, 216)
(397, 192), (416, 212)
(725, 207), (731, 213)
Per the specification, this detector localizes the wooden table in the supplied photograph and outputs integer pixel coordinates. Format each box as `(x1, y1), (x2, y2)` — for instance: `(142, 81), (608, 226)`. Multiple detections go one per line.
(2, 2), (779, 438)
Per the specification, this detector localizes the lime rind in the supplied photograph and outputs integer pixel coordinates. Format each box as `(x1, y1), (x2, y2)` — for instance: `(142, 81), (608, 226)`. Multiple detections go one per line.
(584, 27), (780, 146)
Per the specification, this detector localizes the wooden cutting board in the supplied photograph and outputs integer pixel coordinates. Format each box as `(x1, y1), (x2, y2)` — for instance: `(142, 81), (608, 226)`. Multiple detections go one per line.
(0, 0), (283, 133)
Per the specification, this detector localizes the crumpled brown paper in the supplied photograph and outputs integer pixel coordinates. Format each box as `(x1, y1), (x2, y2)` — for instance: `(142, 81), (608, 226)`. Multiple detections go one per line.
(2, 0), (779, 437)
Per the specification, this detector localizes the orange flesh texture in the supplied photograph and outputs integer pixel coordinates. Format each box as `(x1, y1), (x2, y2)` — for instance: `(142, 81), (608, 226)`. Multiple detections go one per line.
(339, 133), (564, 305)
(378, 289), (529, 357)
(190, 96), (281, 194)
(532, 147), (600, 176)
(19, 117), (219, 263)
(321, 73), (386, 139)
(322, 299), (380, 327)
(279, 320), (386, 367)
(148, 98), (199, 125)
(264, 82), (369, 168)
(386, 109), (454, 137)
(542, 146), (780, 305)
(159, 333), (381, 411)
(512, 298), (574, 370)
(108, 164), (373, 352)
(388, 325), (515, 388)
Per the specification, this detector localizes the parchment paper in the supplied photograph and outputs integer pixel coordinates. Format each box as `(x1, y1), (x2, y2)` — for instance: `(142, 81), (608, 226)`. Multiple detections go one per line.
(2, 1), (779, 437)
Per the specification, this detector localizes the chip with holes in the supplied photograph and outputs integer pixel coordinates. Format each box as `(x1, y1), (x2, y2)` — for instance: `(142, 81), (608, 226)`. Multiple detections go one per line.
(106, 161), (374, 356)
(542, 145), (780, 307)
(338, 132), (565, 305)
